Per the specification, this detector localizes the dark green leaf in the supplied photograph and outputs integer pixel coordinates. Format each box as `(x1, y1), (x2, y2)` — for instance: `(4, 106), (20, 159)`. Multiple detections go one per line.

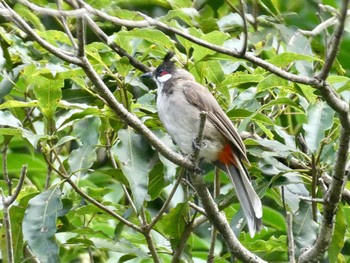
(23, 188), (62, 263)
(303, 101), (334, 153)
(293, 201), (319, 256)
(112, 128), (153, 210)
(68, 145), (97, 177)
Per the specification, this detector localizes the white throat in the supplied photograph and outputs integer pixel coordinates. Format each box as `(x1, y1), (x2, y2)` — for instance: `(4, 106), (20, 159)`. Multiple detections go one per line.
(156, 74), (172, 83)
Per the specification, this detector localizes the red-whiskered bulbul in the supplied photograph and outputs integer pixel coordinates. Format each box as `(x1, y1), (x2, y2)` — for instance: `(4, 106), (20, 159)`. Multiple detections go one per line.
(142, 52), (262, 237)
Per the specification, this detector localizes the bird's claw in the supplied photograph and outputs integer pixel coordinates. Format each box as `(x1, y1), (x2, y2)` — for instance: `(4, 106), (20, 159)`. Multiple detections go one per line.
(192, 138), (207, 151)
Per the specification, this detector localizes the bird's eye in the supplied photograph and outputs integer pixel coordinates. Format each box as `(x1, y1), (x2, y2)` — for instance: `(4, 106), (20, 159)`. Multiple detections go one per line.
(157, 67), (168, 77)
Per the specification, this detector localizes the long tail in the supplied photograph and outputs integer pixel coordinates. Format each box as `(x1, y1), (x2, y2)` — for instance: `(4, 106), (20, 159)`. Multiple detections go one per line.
(216, 154), (262, 237)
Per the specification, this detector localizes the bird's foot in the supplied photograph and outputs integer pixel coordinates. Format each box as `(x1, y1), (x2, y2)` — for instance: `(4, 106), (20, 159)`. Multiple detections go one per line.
(192, 138), (207, 151)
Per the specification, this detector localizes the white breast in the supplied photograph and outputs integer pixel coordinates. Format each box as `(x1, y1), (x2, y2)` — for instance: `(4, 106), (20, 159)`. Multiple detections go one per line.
(156, 85), (223, 162)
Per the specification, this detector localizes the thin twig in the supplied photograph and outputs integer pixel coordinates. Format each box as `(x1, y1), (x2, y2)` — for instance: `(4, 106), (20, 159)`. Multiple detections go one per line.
(5, 165), (27, 206)
(316, 0), (349, 80)
(105, 134), (139, 215)
(239, 0), (248, 55)
(140, 209), (161, 263)
(171, 212), (197, 263)
(55, 0), (78, 49)
(149, 168), (185, 229)
(2, 138), (12, 195)
(75, 1), (85, 58)
(0, 1), (82, 65)
(45, 145), (143, 232)
(208, 167), (221, 262)
(286, 212), (295, 263)
(189, 111), (265, 262)
(298, 196), (325, 204)
(2, 198), (14, 263)
(2, 165), (27, 263)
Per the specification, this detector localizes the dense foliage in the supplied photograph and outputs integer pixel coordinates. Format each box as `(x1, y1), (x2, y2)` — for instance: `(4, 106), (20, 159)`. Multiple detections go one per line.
(0, 0), (350, 262)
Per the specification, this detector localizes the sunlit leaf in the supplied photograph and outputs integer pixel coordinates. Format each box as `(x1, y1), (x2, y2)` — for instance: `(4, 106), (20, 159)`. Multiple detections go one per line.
(329, 207), (346, 263)
(267, 52), (323, 67)
(33, 75), (63, 119)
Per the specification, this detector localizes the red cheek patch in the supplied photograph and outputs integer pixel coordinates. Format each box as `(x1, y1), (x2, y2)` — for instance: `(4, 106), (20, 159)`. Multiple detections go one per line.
(159, 71), (169, 76)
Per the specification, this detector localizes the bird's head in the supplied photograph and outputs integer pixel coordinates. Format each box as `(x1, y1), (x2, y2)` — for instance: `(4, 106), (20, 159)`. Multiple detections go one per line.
(141, 52), (176, 84)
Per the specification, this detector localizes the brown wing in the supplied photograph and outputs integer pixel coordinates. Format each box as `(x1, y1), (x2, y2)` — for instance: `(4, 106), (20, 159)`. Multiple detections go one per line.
(182, 80), (249, 163)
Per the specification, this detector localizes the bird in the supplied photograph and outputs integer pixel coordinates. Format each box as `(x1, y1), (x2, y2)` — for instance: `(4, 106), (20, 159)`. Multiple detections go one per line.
(142, 51), (262, 237)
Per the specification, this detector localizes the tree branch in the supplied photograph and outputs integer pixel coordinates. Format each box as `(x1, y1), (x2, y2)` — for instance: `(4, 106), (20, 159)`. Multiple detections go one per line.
(0, 1), (82, 65)
(286, 212), (295, 263)
(316, 0), (350, 80)
(299, 125), (350, 262)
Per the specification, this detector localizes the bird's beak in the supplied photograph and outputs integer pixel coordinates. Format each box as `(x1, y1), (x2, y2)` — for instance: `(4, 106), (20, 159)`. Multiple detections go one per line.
(141, 72), (153, 78)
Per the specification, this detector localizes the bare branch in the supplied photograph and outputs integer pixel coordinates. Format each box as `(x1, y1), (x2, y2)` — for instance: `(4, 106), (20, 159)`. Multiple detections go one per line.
(299, 17), (338, 36)
(316, 0), (349, 80)
(2, 138), (12, 195)
(64, 0), (149, 72)
(18, 0), (87, 17)
(286, 212), (295, 263)
(148, 169), (185, 229)
(75, 0), (148, 28)
(75, 1), (85, 57)
(0, 1), (82, 65)
(5, 165), (27, 206)
(299, 127), (350, 262)
(192, 111), (207, 162)
(45, 146), (143, 232)
(55, 0), (78, 49)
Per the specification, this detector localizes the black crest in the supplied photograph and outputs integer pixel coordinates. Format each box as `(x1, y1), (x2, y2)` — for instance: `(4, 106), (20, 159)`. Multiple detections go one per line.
(156, 51), (176, 76)
(163, 51), (175, 62)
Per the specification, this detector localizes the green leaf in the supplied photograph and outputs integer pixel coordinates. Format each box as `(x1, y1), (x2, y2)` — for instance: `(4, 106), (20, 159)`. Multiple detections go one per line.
(262, 206), (286, 231)
(116, 28), (175, 49)
(153, 130), (178, 183)
(303, 101), (334, 153)
(23, 188), (62, 263)
(112, 128), (153, 211)
(259, 97), (304, 112)
(68, 145), (97, 178)
(0, 100), (39, 109)
(257, 74), (290, 92)
(72, 117), (101, 146)
(14, 4), (45, 31)
(33, 75), (63, 119)
(329, 207), (346, 263)
(167, 0), (192, 8)
(195, 60), (225, 84)
(267, 52), (323, 67)
(158, 202), (189, 243)
(293, 201), (319, 256)
(148, 162), (166, 200)
(192, 31), (229, 62)
(220, 72), (264, 88)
